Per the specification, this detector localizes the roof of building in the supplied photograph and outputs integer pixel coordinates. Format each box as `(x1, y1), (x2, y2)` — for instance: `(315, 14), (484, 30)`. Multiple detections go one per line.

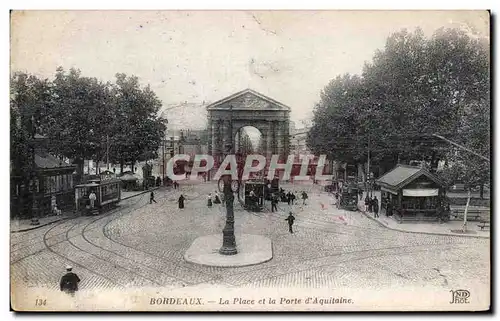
(35, 152), (75, 170)
(206, 88), (291, 111)
(375, 164), (444, 190)
(119, 173), (138, 181)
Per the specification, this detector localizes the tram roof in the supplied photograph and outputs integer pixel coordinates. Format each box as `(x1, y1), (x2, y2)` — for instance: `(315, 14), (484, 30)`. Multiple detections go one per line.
(75, 178), (121, 187)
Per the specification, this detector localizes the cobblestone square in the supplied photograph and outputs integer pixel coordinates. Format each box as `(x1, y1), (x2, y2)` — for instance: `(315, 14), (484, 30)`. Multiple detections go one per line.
(11, 182), (490, 294)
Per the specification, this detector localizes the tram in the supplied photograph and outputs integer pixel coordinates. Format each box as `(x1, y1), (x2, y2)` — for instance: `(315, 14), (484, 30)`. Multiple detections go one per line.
(74, 177), (122, 215)
(338, 181), (359, 211)
(242, 179), (265, 212)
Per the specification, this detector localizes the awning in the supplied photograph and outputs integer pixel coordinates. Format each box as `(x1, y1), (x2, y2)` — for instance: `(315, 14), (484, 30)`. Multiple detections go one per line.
(403, 189), (439, 197)
(381, 187), (398, 195)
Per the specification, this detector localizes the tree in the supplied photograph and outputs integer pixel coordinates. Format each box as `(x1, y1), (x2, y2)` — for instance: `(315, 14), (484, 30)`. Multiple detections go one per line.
(307, 74), (368, 167)
(10, 72), (53, 217)
(46, 67), (114, 176)
(308, 27), (489, 179)
(109, 74), (166, 173)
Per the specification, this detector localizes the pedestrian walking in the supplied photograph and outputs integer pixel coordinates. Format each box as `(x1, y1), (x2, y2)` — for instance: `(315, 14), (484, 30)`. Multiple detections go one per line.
(291, 192), (296, 205)
(89, 190), (97, 209)
(373, 196), (379, 218)
(60, 265), (81, 296)
(386, 201), (393, 217)
(285, 212), (295, 234)
(286, 192), (291, 205)
(271, 194), (278, 212)
(364, 195), (370, 213)
(214, 191), (221, 204)
(150, 191), (157, 204)
(207, 193), (213, 208)
(301, 191), (308, 205)
(178, 194), (185, 209)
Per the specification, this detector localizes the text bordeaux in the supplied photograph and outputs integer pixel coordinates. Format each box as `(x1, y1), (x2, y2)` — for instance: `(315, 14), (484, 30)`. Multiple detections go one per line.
(150, 297), (203, 305)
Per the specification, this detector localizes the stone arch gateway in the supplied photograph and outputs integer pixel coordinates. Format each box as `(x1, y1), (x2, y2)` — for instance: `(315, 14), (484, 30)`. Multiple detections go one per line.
(206, 89), (291, 167)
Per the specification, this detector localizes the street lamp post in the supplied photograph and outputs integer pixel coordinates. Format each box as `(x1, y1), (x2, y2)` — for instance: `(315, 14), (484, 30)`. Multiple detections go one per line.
(219, 105), (238, 255)
(219, 173), (237, 255)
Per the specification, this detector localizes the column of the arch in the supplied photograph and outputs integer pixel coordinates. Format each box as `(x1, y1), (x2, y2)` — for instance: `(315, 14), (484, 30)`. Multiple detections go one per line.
(207, 117), (212, 156)
(214, 119), (222, 168)
(276, 121), (283, 160)
(237, 128), (242, 153)
(259, 125), (267, 156)
(283, 119), (290, 158)
(222, 119), (230, 155)
(266, 121), (273, 161)
(272, 121), (278, 155)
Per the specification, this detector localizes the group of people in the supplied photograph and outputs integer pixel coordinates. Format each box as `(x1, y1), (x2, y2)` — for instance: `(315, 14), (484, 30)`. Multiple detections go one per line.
(277, 188), (309, 206)
(364, 195), (380, 217)
(270, 189), (308, 212)
(207, 191), (222, 208)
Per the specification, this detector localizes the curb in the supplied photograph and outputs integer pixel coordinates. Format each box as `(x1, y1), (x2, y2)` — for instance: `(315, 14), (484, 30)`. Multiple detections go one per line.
(121, 187), (160, 201)
(10, 187), (161, 233)
(10, 217), (70, 233)
(359, 210), (490, 239)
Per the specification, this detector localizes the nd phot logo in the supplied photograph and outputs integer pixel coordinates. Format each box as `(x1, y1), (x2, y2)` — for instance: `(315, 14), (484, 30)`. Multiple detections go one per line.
(449, 289), (470, 304)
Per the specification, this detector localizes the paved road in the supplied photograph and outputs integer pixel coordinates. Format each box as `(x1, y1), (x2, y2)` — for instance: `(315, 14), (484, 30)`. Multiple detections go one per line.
(11, 182), (490, 293)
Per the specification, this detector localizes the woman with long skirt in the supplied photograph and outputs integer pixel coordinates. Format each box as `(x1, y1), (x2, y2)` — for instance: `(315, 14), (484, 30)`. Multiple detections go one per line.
(178, 194), (185, 209)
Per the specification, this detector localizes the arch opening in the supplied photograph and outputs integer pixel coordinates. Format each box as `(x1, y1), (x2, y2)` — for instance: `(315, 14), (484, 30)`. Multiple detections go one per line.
(234, 126), (262, 156)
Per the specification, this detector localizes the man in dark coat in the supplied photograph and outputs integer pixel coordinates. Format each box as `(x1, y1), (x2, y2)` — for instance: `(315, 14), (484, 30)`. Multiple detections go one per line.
(386, 201), (393, 217)
(150, 191), (157, 204)
(285, 212), (295, 234)
(287, 192), (292, 205)
(301, 191), (308, 205)
(373, 196), (379, 218)
(271, 194), (278, 212)
(60, 266), (81, 296)
(178, 195), (185, 209)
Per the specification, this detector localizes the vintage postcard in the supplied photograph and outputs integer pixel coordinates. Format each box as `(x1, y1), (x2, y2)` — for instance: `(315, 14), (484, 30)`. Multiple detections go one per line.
(10, 10), (490, 311)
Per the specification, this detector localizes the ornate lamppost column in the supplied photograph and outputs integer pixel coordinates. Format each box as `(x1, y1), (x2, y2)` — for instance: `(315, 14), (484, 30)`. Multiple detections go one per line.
(219, 104), (238, 255)
(219, 173), (237, 255)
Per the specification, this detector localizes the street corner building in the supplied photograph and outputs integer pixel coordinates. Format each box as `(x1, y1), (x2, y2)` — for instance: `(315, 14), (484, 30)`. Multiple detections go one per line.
(11, 134), (76, 219)
(375, 164), (446, 222)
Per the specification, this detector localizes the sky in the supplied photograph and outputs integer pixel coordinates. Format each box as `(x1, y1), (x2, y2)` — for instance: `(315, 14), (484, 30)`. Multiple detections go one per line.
(11, 10), (489, 130)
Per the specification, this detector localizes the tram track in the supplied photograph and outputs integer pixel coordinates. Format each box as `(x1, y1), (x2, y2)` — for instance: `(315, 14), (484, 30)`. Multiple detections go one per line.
(13, 183), (485, 290)
(54, 184), (215, 288)
(11, 192), (148, 290)
(10, 195), (148, 254)
(10, 194), (146, 264)
(99, 185), (220, 285)
(13, 185), (226, 290)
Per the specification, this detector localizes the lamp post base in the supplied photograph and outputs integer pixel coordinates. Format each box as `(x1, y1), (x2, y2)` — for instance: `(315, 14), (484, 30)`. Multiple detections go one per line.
(219, 231), (237, 255)
(219, 246), (238, 255)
